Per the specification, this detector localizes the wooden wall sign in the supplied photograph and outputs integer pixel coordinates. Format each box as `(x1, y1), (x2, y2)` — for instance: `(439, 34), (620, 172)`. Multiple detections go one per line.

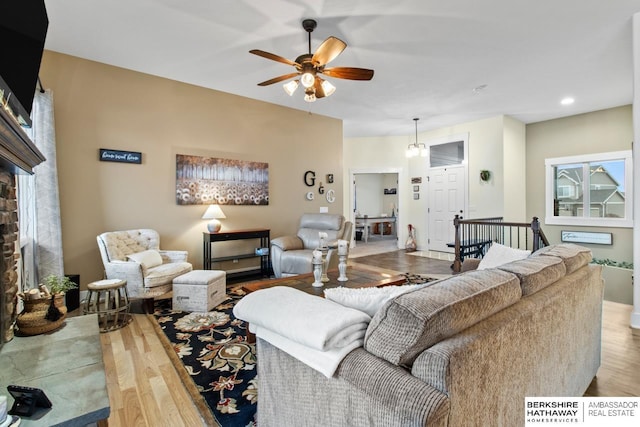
(561, 230), (612, 245)
(99, 148), (142, 164)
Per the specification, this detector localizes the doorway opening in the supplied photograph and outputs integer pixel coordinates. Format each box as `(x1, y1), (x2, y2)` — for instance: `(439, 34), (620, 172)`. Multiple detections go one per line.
(349, 168), (401, 257)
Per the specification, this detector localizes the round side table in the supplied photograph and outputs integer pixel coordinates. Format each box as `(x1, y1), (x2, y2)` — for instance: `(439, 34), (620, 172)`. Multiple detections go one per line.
(84, 279), (131, 332)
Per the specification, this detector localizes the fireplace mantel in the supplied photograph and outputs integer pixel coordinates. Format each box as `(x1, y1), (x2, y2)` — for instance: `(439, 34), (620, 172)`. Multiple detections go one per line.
(0, 106), (45, 174)
(0, 105), (45, 349)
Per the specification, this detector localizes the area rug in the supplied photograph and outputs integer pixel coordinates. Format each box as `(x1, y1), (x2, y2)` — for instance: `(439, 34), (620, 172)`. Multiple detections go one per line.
(149, 277), (438, 426)
(150, 287), (257, 427)
(401, 272), (440, 284)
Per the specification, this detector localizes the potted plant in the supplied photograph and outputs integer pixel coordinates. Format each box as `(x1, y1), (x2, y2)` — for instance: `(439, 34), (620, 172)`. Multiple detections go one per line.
(42, 274), (78, 295)
(16, 275), (78, 335)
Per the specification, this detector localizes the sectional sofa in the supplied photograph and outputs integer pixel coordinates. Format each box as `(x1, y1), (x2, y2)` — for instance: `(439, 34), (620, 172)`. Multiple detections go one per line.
(255, 244), (603, 426)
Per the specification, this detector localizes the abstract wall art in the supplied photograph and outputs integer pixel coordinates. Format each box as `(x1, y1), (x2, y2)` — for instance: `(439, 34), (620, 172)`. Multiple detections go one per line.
(176, 154), (269, 205)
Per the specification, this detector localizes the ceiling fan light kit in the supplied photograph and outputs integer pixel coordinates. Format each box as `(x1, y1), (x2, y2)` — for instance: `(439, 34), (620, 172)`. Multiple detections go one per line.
(300, 71), (315, 88)
(304, 87), (316, 103)
(283, 80), (299, 96)
(320, 79), (336, 96)
(250, 18), (374, 102)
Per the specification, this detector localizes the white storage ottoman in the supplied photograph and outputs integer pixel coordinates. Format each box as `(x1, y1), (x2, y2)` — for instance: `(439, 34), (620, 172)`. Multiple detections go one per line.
(172, 270), (226, 312)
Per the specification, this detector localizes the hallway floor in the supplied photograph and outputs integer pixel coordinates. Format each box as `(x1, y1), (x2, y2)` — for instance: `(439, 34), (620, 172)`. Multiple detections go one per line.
(350, 248), (453, 277)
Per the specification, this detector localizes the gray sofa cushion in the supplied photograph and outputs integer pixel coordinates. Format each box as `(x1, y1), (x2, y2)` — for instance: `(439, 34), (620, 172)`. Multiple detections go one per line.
(497, 255), (566, 296)
(531, 243), (592, 274)
(364, 269), (521, 368)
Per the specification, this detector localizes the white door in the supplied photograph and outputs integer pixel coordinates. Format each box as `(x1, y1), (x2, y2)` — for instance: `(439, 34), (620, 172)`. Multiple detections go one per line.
(428, 165), (466, 252)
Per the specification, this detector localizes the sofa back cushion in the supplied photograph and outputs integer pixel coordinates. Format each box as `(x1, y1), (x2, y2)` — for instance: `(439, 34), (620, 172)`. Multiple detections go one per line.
(97, 229), (160, 262)
(364, 269), (521, 368)
(497, 255), (566, 296)
(531, 243), (592, 274)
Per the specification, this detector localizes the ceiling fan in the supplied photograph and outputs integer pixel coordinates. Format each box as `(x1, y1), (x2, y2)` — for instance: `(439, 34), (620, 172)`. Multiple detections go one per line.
(249, 19), (374, 102)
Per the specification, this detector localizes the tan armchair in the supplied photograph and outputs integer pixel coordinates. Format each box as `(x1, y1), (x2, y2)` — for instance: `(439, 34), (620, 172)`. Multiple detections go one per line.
(96, 229), (192, 300)
(270, 213), (353, 278)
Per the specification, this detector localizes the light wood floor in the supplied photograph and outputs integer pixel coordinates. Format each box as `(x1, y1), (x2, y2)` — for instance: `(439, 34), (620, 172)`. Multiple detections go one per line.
(98, 309), (203, 427)
(585, 300), (640, 396)
(97, 254), (640, 426)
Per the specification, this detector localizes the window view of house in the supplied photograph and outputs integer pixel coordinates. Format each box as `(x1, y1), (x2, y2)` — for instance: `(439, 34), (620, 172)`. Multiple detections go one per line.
(553, 160), (626, 218)
(546, 150), (632, 227)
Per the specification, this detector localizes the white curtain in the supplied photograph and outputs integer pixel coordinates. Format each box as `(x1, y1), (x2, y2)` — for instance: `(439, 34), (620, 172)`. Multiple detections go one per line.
(18, 89), (64, 288)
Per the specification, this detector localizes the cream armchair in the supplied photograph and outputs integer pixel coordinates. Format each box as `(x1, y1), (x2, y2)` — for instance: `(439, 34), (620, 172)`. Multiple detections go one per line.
(271, 213), (353, 278)
(97, 229), (192, 300)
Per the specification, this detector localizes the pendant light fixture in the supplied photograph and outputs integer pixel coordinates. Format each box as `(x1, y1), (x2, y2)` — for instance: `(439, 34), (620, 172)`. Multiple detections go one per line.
(406, 118), (427, 158)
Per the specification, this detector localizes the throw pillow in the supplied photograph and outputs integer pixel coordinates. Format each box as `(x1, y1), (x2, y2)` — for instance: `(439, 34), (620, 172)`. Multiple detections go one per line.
(127, 249), (163, 269)
(477, 242), (530, 270)
(324, 284), (425, 317)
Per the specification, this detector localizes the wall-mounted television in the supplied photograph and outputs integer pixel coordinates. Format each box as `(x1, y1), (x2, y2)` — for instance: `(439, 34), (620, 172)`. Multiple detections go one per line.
(0, 1), (48, 127)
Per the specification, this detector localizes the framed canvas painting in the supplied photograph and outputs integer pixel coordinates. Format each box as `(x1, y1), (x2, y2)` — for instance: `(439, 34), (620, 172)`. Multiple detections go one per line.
(176, 154), (269, 205)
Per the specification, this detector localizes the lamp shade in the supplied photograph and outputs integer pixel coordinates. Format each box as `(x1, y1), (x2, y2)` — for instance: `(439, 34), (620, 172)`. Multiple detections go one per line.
(202, 204), (226, 233)
(300, 72), (315, 88)
(283, 80), (299, 96)
(321, 79), (336, 97)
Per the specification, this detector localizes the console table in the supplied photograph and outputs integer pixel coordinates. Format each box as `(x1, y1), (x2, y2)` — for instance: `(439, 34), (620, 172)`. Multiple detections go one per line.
(0, 314), (110, 426)
(203, 229), (271, 279)
(355, 216), (397, 243)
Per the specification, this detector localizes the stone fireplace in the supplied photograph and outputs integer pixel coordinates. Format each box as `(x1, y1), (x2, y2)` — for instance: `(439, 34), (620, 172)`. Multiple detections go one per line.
(0, 106), (45, 349)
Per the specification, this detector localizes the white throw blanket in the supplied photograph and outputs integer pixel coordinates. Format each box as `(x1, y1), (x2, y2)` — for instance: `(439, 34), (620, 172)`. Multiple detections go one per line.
(233, 286), (372, 377)
(255, 327), (365, 378)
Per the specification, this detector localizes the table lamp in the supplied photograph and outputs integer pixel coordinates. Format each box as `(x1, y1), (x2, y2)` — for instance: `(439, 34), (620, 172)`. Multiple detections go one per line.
(202, 204), (226, 233)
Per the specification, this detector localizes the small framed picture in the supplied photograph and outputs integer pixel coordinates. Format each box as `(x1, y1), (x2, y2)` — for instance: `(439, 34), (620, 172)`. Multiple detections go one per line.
(411, 177), (422, 184)
(413, 185), (420, 192)
(413, 193), (420, 200)
(326, 174), (334, 184)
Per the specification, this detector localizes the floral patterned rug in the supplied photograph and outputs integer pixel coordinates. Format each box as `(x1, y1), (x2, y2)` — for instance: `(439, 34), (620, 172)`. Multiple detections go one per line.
(150, 276), (434, 425)
(152, 287), (257, 427)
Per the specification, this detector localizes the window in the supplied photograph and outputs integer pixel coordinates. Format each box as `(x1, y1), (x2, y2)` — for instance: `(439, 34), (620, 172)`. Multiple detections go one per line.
(429, 140), (464, 167)
(545, 151), (632, 227)
(556, 185), (573, 198)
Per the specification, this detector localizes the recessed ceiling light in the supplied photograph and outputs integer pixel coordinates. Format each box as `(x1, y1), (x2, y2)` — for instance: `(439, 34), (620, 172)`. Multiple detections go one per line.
(560, 97), (575, 105)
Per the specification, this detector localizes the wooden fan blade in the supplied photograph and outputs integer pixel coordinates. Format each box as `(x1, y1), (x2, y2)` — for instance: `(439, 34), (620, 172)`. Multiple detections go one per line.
(257, 73), (300, 86)
(250, 49), (299, 67)
(312, 36), (347, 66)
(322, 67), (374, 80)
(314, 78), (326, 98)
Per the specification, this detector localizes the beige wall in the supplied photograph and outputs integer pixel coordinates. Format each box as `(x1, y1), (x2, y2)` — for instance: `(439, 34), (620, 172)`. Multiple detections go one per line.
(40, 51), (343, 288)
(526, 105), (633, 262)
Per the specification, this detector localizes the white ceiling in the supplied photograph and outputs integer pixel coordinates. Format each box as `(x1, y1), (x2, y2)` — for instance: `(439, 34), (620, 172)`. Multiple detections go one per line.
(43, 0), (640, 138)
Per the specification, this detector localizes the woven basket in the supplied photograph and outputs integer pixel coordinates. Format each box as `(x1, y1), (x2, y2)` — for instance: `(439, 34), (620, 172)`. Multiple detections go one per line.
(16, 294), (68, 336)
